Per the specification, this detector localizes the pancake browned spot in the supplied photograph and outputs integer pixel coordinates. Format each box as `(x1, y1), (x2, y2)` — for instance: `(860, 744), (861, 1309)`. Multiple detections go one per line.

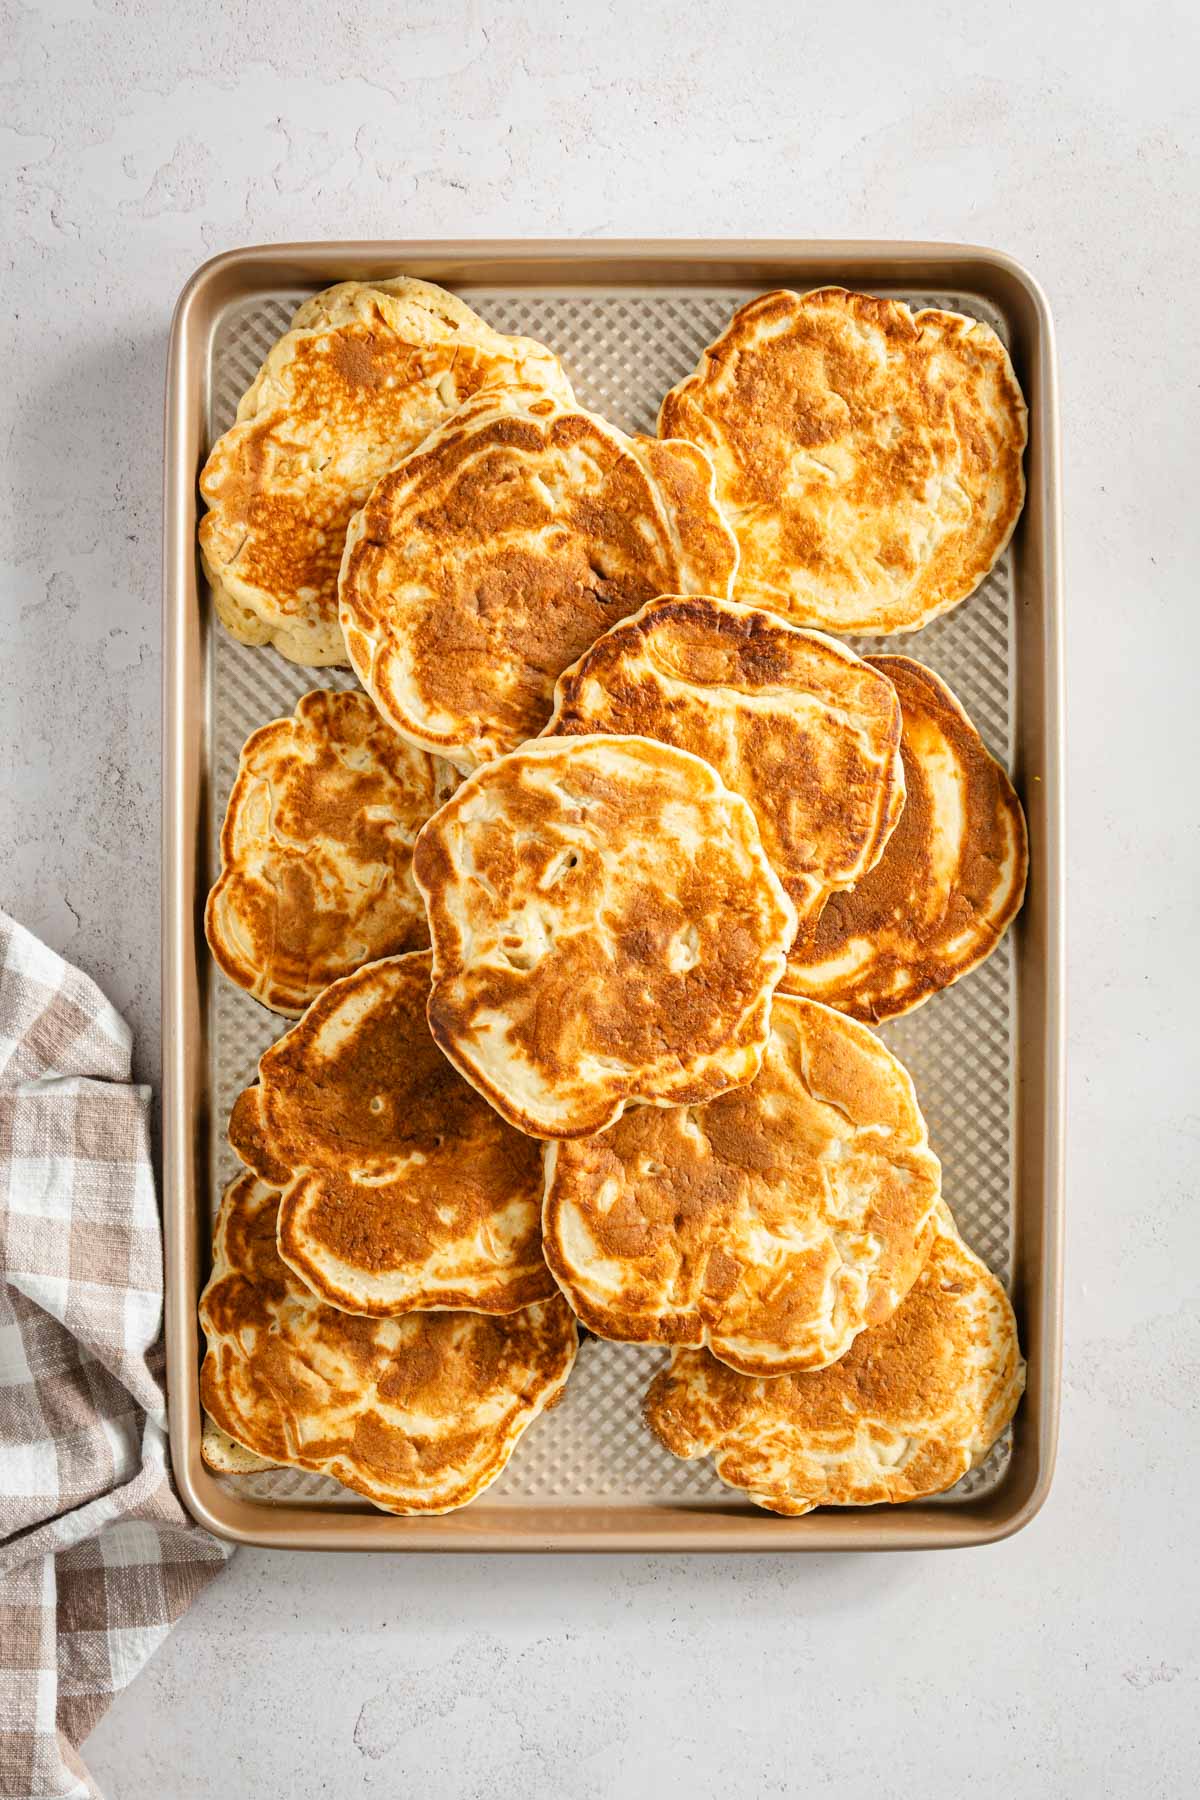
(543, 993), (941, 1373)
(659, 287), (1027, 634)
(411, 734), (796, 1139)
(229, 951), (554, 1316)
(784, 656), (1028, 1021)
(546, 595), (905, 955)
(338, 388), (739, 770)
(644, 1206), (1025, 1514)
(199, 1172), (578, 1514)
(205, 689), (458, 1017)
(199, 276), (574, 666)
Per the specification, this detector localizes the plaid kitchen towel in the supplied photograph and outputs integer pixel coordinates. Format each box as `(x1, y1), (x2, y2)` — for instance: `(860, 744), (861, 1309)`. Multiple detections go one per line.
(0, 912), (229, 1800)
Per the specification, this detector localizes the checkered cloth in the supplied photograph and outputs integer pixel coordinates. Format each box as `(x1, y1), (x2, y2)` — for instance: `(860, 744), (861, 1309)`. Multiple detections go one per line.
(0, 912), (229, 1800)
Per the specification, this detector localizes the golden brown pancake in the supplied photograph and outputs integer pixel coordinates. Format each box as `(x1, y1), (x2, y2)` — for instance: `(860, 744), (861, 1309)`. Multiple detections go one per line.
(546, 595), (905, 958)
(338, 387), (739, 769)
(229, 952), (554, 1316)
(645, 1205), (1024, 1514)
(199, 1173), (578, 1514)
(412, 734), (796, 1139)
(205, 689), (458, 1017)
(543, 993), (941, 1374)
(200, 277), (574, 665)
(659, 287), (1027, 634)
(784, 656), (1028, 1021)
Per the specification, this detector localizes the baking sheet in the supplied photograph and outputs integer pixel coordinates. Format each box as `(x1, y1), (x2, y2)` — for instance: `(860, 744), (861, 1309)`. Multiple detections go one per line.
(206, 282), (1018, 1512)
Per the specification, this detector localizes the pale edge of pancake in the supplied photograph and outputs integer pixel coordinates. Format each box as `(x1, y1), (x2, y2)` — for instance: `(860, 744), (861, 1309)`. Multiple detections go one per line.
(202, 1415), (276, 1474)
(781, 655), (1029, 1021)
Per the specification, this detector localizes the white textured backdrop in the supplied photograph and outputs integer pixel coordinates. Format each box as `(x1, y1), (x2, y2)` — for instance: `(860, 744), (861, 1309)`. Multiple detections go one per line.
(2, 2), (1198, 1795)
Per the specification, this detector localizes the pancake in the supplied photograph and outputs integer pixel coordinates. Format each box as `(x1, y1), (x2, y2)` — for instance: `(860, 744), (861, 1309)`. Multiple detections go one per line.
(546, 595), (905, 956)
(199, 1173), (578, 1514)
(201, 1416), (274, 1474)
(659, 287), (1027, 634)
(205, 689), (458, 1017)
(644, 1205), (1025, 1514)
(543, 993), (941, 1374)
(338, 388), (739, 770)
(411, 734), (796, 1139)
(229, 951), (554, 1316)
(199, 277), (574, 665)
(784, 656), (1028, 1021)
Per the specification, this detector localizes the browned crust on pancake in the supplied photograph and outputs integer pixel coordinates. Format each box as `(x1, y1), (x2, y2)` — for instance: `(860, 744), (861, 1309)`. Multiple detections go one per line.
(205, 689), (457, 1017)
(546, 594), (905, 941)
(199, 278), (572, 666)
(659, 287), (1027, 634)
(411, 734), (796, 1139)
(543, 994), (942, 1373)
(338, 390), (739, 768)
(784, 657), (1028, 1021)
(229, 952), (555, 1316)
(199, 1173), (578, 1514)
(644, 1210), (1024, 1513)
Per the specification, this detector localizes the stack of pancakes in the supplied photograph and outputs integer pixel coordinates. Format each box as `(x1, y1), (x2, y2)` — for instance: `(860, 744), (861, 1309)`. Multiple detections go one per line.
(198, 279), (1029, 1517)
